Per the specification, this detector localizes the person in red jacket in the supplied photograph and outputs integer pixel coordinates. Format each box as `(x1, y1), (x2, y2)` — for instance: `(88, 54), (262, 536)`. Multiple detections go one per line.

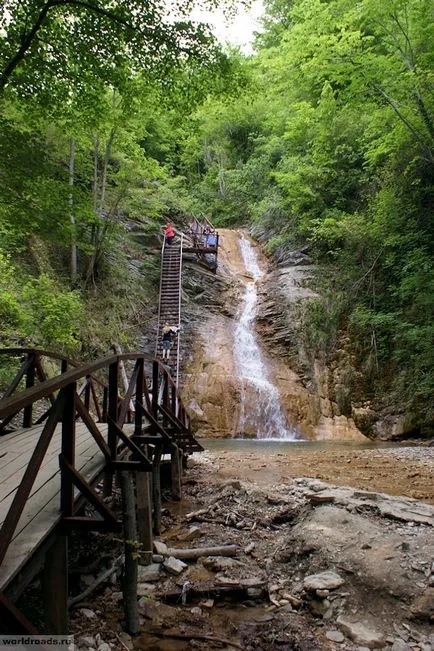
(164, 224), (175, 245)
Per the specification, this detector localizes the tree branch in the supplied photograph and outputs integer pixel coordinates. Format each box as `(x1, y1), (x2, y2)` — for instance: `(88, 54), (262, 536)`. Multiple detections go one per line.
(0, 1), (54, 91)
(0, 0), (157, 92)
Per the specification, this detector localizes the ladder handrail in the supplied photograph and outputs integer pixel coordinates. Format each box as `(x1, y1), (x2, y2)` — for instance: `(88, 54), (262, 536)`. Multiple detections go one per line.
(175, 233), (184, 389)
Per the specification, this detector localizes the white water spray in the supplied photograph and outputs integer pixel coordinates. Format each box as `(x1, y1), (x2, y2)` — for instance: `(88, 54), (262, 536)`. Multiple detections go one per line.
(234, 236), (297, 440)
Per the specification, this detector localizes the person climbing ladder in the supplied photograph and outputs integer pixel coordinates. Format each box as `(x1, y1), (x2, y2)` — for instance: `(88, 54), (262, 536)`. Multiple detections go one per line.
(161, 322), (179, 360)
(164, 224), (175, 245)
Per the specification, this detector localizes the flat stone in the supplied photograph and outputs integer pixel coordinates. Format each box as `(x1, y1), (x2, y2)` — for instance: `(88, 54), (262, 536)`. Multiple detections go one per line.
(200, 599), (214, 609)
(163, 556), (188, 575)
(304, 571), (345, 591)
(307, 492), (336, 504)
(152, 554), (164, 563)
(190, 606), (202, 616)
(202, 556), (241, 572)
(138, 563), (161, 582)
(244, 542), (256, 554)
(337, 616), (385, 648)
(77, 637), (96, 648)
(177, 526), (202, 542)
(79, 608), (97, 620)
(326, 630), (345, 643)
(391, 641), (413, 651)
(153, 540), (168, 555)
(240, 577), (264, 588)
(215, 576), (241, 586)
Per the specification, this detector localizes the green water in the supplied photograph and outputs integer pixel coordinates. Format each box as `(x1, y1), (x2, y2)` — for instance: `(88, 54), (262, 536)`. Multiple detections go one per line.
(200, 438), (409, 453)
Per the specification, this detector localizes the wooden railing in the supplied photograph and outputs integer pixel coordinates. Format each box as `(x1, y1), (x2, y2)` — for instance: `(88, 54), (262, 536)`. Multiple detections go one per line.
(186, 216), (219, 261)
(0, 349), (202, 558)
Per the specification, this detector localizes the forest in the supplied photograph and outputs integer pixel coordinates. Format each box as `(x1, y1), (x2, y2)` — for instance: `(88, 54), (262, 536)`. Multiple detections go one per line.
(0, 0), (433, 432)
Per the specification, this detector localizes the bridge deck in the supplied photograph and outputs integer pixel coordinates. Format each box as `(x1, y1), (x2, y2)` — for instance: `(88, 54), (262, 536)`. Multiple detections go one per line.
(0, 423), (129, 592)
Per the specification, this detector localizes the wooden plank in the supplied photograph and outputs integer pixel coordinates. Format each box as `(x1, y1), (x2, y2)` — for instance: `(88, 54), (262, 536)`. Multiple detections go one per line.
(0, 424), (45, 452)
(0, 446), (106, 591)
(0, 425), (107, 520)
(0, 424), (93, 501)
(0, 420), (93, 474)
(0, 413), (138, 592)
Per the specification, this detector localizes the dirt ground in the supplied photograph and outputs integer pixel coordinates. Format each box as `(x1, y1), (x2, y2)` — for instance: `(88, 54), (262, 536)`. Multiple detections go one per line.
(203, 443), (434, 504)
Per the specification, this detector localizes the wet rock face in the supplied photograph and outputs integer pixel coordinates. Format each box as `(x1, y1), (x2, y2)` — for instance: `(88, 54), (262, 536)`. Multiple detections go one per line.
(256, 259), (366, 440)
(181, 235), (244, 438)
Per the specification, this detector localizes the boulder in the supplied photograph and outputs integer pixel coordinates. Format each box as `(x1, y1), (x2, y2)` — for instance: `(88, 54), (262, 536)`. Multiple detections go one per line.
(303, 571), (345, 591)
(137, 563), (161, 582)
(337, 616), (385, 648)
(163, 556), (188, 575)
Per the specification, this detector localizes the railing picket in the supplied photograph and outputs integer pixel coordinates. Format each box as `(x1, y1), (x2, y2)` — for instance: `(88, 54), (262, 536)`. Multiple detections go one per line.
(23, 354), (35, 428)
(60, 384), (76, 517)
(105, 361), (119, 496)
(135, 359), (144, 437)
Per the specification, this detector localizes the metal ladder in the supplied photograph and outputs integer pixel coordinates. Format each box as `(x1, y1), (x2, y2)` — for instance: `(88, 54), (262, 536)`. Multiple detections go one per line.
(155, 233), (183, 387)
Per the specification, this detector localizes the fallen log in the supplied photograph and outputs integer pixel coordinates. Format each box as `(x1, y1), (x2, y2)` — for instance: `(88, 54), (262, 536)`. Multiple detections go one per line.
(158, 581), (260, 604)
(165, 544), (238, 560)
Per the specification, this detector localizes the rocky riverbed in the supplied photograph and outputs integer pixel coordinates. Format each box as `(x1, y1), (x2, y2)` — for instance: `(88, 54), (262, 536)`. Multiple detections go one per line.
(68, 443), (434, 651)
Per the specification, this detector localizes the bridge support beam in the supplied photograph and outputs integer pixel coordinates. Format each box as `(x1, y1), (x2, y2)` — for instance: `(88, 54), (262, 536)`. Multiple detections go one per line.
(41, 535), (68, 634)
(152, 447), (162, 535)
(171, 445), (182, 501)
(136, 469), (153, 564)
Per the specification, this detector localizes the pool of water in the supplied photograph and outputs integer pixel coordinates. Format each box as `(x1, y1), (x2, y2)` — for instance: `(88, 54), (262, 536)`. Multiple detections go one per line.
(200, 437), (409, 453)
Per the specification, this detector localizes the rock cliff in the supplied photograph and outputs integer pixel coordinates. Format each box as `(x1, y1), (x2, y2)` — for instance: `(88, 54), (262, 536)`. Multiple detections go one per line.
(181, 230), (366, 441)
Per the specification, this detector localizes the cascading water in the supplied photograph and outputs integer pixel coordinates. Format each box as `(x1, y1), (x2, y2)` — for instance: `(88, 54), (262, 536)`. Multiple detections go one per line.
(234, 235), (297, 440)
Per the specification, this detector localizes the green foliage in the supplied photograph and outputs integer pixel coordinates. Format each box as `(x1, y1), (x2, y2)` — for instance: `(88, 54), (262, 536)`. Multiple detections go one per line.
(0, 252), (83, 352)
(21, 275), (83, 350)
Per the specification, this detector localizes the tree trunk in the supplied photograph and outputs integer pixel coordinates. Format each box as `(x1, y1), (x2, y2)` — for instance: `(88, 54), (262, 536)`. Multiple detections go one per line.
(69, 137), (77, 283)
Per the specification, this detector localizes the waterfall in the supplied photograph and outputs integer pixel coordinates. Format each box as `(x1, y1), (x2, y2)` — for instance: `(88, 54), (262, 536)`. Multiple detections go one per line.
(234, 235), (297, 440)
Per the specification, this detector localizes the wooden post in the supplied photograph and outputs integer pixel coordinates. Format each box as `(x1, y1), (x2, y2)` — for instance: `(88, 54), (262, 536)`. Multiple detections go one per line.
(41, 535), (68, 634)
(23, 354), (35, 428)
(118, 470), (139, 635)
(171, 444), (182, 501)
(152, 446), (162, 535)
(61, 383), (76, 516)
(136, 469), (153, 565)
(135, 359), (144, 437)
(84, 375), (91, 411)
(104, 361), (119, 496)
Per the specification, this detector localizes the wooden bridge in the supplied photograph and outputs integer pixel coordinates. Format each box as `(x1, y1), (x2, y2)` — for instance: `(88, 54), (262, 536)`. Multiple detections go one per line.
(0, 348), (203, 634)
